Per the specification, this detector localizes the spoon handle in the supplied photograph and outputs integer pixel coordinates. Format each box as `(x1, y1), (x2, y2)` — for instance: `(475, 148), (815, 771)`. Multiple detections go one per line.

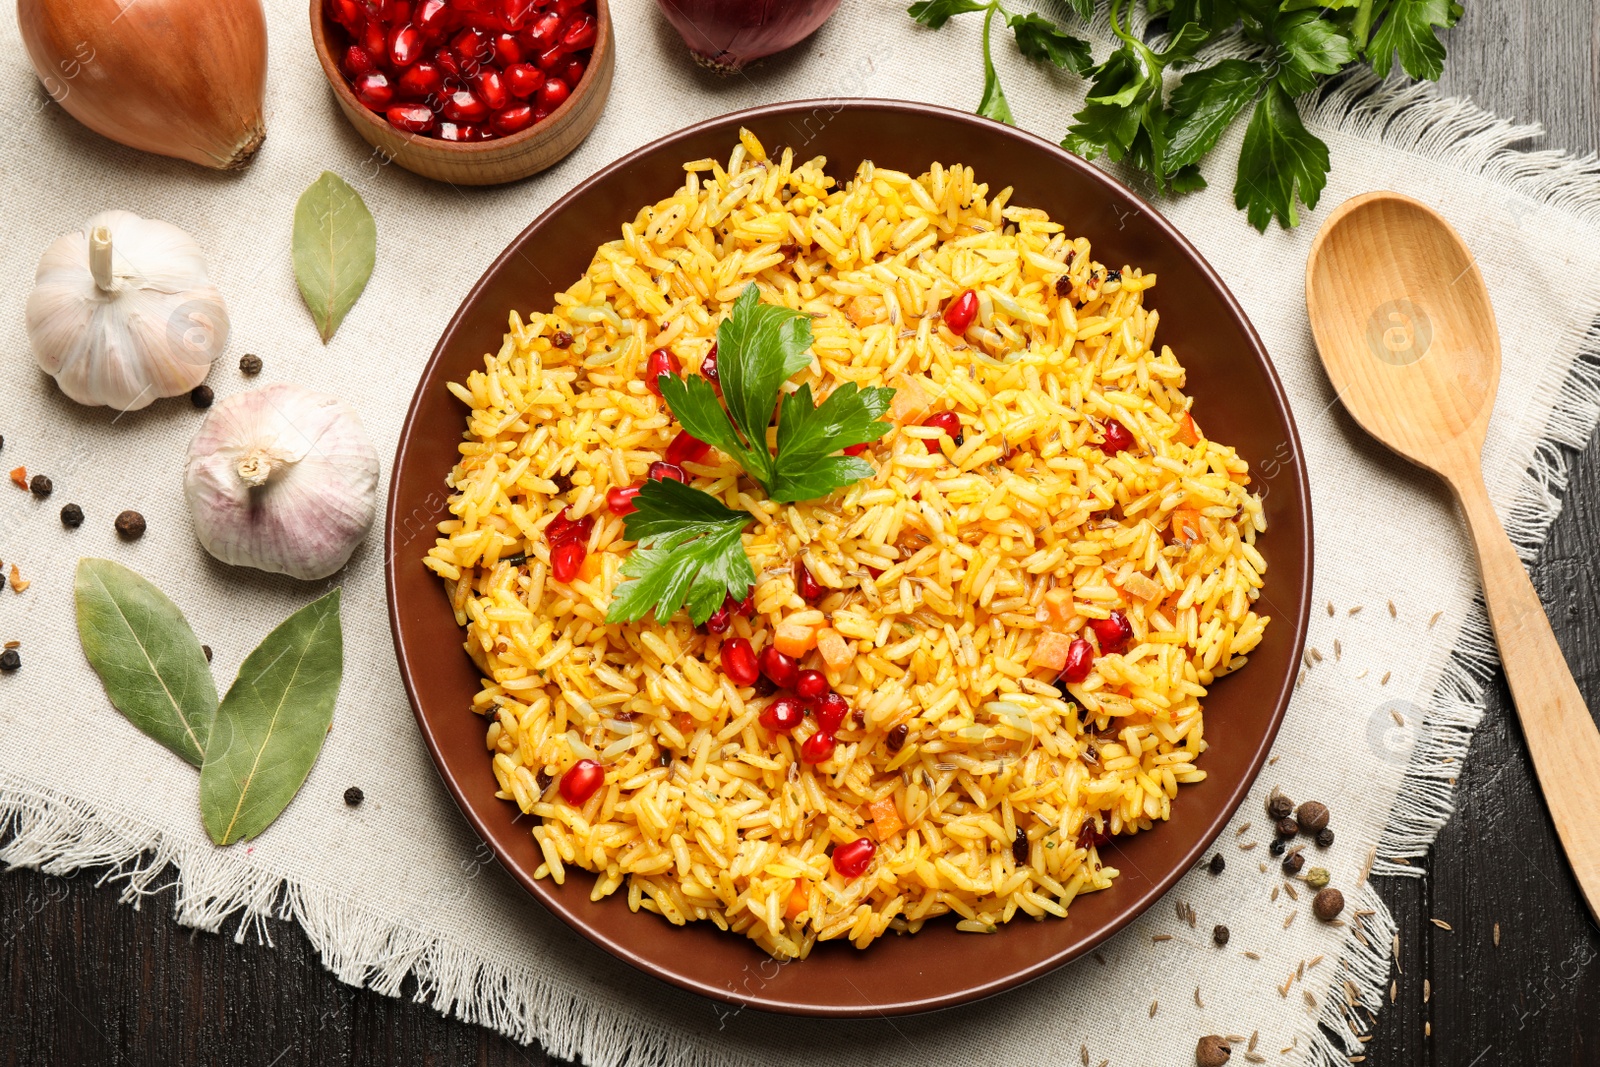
(1452, 463), (1600, 921)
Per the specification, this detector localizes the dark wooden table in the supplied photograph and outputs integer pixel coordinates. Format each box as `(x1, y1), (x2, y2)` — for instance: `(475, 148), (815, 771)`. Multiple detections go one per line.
(6, 6), (1600, 1064)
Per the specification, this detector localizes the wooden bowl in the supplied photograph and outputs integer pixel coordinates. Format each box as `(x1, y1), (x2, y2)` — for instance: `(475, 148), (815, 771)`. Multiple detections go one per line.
(308, 0), (613, 185)
(386, 101), (1314, 1015)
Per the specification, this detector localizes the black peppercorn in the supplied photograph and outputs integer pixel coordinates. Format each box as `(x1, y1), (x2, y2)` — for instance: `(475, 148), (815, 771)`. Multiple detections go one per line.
(1269, 837), (1287, 857)
(191, 385), (214, 408)
(1276, 817), (1300, 838)
(551, 330), (573, 348)
(0, 649), (19, 671)
(1208, 852), (1226, 875)
(1316, 827), (1335, 848)
(1296, 800), (1330, 833)
(60, 503), (84, 528)
(343, 786), (364, 806)
(1212, 924), (1229, 946)
(1282, 852), (1305, 875)
(1266, 792), (1294, 821)
(1012, 827), (1029, 866)
(29, 474), (51, 497)
(115, 510), (146, 540)
(239, 353), (263, 375)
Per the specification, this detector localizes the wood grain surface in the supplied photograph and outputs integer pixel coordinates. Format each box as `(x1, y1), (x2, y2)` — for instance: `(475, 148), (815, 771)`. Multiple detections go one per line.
(5, 4), (1600, 1063)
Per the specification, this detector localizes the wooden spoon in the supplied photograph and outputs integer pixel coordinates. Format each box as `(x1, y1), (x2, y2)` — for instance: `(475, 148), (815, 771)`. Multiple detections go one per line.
(1306, 190), (1600, 920)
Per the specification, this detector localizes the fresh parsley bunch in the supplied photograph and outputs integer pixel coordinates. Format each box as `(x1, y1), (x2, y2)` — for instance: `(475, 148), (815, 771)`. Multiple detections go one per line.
(605, 286), (896, 626)
(909, 0), (1463, 230)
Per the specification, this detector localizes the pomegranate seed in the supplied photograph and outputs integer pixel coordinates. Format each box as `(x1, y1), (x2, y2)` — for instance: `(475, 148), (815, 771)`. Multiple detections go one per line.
(795, 669), (828, 702)
(362, 20), (386, 59)
(737, 592), (755, 616)
(475, 69), (509, 110)
(544, 507), (592, 546)
(700, 344), (719, 383)
(442, 88), (489, 122)
(794, 559), (822, 601)
(800, 730), (836, 764)
(605, 485), (641, 515)
(1059, 638), (1095, 684)
(759, 696), (805, 732)
(436, 122), (481, 142)
(550, 539), (586, 582)
(532, 105), (552, 123)
(342, 45), (376, 77)
(943, 289), (978, 334)
(831, 837), (876, 878)
(705, 603), (731, 634)
(559, 13), (597, 51)
(722, 637), (760, 686)
(816, 692), (848, 733)
(451, 27), (492, 63)
(923, 410), (963, 453)
(493, 32), (524, 65)
(526, 10), (562, 48)
(503, 0), (535, 27)
(414, 0), (451, 39)
(535, 44), (565, 70)
(434, 46), (462, 77)
(396, 61), (443, 98)
(505, 61), (541, 97)
(383, 0), (412, 23)
(562, 57), (585, 85)
(537, 76), (570, 110)
(644, 346), (680, 397)
(389, 24), (424, 66)
(554, 0), (587, 14)
(758, 645), (798, 689)
(489, 106), (540, 137)
(665, 430), (711, 466)
(386, 103), (436, 132)
(646, 460), (685, 483)
(842, 442), (869, 456)
(1088, 610), (1133, 654)
(327, 0), (367, 34)
(352, 71), (394, 109)
(559, 759), (604, 804)
(1099, 418), (1135, 454)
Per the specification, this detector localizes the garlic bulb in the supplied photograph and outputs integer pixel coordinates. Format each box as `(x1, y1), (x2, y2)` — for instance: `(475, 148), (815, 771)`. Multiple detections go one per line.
(27, 211), (228, 411)
(184, 383), (380, 580)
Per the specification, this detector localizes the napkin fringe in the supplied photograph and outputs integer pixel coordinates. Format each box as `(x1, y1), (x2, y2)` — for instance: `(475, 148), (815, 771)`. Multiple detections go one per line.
(1292, 74), (1600, 1067)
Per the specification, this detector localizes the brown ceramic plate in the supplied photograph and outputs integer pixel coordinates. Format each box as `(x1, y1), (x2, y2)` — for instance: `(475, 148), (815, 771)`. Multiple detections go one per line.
(386, 100), (1313, 1017)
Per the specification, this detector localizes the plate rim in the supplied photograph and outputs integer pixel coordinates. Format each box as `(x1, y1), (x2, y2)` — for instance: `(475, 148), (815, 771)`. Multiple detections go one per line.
(384, 97), (1314, 1018)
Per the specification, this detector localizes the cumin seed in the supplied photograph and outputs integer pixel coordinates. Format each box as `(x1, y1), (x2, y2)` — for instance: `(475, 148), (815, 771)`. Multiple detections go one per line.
(1195, 987), (1204, 1009)
(1494, 922), (1501, 947)
(1390, 708), (1406, 727)
(1249, 1031), (1259, 1052)
(1149, 999), (1158, 1018)
(1429, 610), (1443, 628)
(1424, 978), (1431, 1003)
(1388, 600), (1396, 617)
(1431, 917), (1452, 930)
(1380, 671), (1391, 685)
(1326, 601), (1334, 616)
(1151, 933), (1172, 942)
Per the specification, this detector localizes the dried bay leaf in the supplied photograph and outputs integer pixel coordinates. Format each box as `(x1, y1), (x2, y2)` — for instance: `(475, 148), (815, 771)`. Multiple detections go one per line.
(74, 558), (217, 766)
(292, 171), (375, 343)
(200, 589), (343, 845)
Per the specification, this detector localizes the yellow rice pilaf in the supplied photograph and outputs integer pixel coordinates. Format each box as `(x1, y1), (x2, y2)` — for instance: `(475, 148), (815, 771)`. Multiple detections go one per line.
(425, 130), (1269, 959)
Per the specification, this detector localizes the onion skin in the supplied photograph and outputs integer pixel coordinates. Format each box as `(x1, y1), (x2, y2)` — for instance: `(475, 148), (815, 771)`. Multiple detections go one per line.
(655, 0), (841, 73)
(18, 0), (268, 170)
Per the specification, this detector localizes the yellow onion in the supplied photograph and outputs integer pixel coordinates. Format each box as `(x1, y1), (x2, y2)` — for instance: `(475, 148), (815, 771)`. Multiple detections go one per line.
(18, 0), (268, 170)
(655, 0), (840, 73)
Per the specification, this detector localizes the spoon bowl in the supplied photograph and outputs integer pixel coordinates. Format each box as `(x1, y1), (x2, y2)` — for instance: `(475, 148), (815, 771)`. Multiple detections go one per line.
(1307, 191), (1600, 921)
(1307, 192), (1500, 471)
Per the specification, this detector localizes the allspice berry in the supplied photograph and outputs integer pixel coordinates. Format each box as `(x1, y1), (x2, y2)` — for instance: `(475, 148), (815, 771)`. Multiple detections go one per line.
(1212, 924), (1230, 946)
(239, 353), (263, 375)
(1282, 851), (1305, 875)
(1196, 1034), (1232, 1066)
(1296, 800), (1330, 833)
(115, 510), (147, 540)
(191, 384), (214, 408)
(1275, 817), (1300, 837)
(1313, 887), (1346, 922)
(1266, 792), (1294, 821)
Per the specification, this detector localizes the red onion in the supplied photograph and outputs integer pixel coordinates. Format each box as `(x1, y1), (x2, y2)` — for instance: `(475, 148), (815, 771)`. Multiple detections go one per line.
(654, 0), (841, 73)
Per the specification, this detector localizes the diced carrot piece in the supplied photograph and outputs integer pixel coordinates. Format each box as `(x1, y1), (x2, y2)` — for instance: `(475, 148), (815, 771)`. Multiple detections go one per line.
(1043, 588), (1075, 625)
(785, 879), (810, 919)
(868, 796), (904, 840)
(773, 616), (822, 658)
(889, 375), (930, 423)
(1119, 571), (1162, 602)
(9, 467), (25, 489)
(672, 712), (695, 735)
(1028, 630), (1075, 671)
(1169, 508), (1202, 547)
(1176, 412), (1201, 445)
(577, 551), (604, 582)
(816, 627), (855, 672)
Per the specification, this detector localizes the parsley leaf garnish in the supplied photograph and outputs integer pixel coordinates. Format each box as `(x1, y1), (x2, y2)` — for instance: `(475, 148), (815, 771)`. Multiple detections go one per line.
(657, 284), (895, 504)
(610, 285), (895, 625)
(1233, 82), (1331, 231)
(604, 479), (755, 626)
